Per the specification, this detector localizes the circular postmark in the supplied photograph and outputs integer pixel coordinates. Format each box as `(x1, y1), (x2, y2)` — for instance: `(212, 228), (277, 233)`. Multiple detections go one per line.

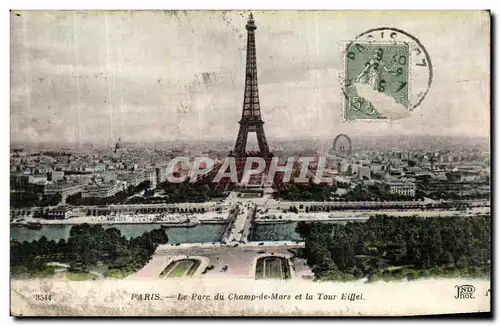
(342, 27), (433, 121)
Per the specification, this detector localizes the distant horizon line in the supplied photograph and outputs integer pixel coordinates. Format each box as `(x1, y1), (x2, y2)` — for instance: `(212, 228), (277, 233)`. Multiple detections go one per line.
(10, 134), (490, 146)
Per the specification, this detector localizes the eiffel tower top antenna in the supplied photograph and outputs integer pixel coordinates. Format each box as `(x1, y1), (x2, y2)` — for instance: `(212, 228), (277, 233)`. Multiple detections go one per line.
(247, 12), (255, 29)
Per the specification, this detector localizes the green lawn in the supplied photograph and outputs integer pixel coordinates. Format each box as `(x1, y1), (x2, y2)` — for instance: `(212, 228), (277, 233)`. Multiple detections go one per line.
(92, 262), (110, 275)
(185, 260), (201, 276)
(255, 260), (264, 279)
(160, 259), (200, 278)
(107, 269), (133, 279)
(264, 258), (283, 279)
(169, 261), (193, 277)
(11, 265), (56, 279)
(255, 257), (290, 280)
(65, 272), (97, 281)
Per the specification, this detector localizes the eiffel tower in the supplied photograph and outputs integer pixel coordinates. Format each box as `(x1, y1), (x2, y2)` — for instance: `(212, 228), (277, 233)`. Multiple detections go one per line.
(232, 13), (270, 158)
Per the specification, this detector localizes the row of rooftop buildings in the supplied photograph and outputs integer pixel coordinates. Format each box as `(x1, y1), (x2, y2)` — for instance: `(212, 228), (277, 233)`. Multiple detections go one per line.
(324, 154), (489, 198)
(10, 163), (177, 200)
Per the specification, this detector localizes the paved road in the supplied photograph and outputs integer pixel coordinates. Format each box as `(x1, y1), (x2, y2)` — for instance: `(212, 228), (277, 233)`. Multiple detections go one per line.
(156, 241), (304, 252)
(241, 205), (255, 243)
(152, 245), (298, 279)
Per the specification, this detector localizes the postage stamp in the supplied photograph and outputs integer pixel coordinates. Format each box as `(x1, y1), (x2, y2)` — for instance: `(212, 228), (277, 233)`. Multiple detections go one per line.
(342, 28), (433, 122)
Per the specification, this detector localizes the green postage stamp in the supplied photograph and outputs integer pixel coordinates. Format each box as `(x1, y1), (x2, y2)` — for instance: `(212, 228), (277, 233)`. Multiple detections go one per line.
(342, 28), (433, 121)
(344, 43), (410, 120)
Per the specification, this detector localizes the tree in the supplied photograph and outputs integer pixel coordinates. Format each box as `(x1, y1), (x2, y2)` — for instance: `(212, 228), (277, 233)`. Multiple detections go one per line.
(147, 229), (169, 245)
(441, 251), (454, 266)
(329, 233), (356, 272)
(295, 215), (490, 281)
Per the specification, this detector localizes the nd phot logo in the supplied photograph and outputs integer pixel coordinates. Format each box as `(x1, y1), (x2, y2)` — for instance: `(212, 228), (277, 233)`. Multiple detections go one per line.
(454, 285), (476, 299)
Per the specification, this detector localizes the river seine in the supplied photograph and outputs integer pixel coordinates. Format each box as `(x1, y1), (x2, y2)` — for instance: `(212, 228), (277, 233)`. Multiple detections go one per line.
(10, 224), (225, 243)
(10, 221), (349, 243)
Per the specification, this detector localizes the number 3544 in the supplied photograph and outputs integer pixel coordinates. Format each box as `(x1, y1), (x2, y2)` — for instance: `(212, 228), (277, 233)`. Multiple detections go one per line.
(35, 294), (52, 301)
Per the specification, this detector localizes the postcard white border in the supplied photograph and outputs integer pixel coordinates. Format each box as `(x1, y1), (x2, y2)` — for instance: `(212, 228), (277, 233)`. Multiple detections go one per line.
(2, 1), (497, 325)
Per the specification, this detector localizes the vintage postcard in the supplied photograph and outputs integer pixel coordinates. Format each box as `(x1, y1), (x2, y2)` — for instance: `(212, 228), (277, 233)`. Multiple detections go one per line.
(10, 10), (491, 316)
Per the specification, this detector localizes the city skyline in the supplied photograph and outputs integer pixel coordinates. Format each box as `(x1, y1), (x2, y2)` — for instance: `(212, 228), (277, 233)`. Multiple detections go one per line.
(10, 11), (490, 146)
